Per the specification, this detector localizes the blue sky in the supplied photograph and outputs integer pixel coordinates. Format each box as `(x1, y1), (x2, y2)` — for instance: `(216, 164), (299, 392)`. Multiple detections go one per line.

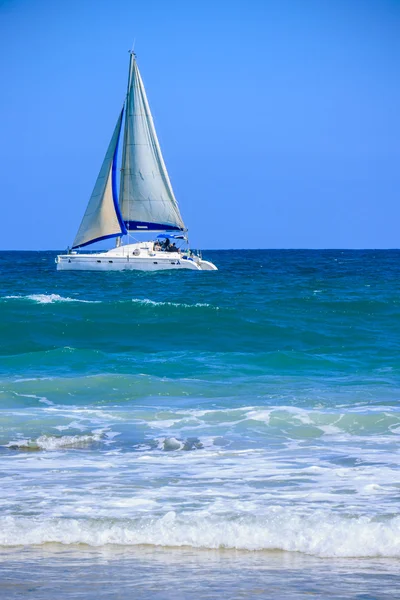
(1, 0), (399, 249)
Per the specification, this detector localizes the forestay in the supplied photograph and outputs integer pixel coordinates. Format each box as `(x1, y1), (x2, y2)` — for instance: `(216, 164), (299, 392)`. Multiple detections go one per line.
(119, 53), (186, 232)
(72, 109), (126, 249)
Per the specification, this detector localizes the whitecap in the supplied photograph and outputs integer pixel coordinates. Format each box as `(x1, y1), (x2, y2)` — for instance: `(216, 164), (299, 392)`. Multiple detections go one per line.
(0, 511), (399, 558)
(12, 392), (54, 406)
(5, 432), (104, 451)
(3, 294), (99, 304)
(131, 298), (218, 309)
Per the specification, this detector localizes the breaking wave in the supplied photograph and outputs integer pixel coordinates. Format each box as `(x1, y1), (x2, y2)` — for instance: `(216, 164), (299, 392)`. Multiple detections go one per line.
(3, 294), (100, 304)
(2, 295), (219, 309)
(5, 432), (104, 451)
(131, 298), (219, 309)
(0, 511), (399, 558)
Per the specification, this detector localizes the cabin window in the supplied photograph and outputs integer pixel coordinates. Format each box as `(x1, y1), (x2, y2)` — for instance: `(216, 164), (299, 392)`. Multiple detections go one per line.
(153, 262), (158, 264)
(97, 260), (101, 263)
(109, 260), (113, 263)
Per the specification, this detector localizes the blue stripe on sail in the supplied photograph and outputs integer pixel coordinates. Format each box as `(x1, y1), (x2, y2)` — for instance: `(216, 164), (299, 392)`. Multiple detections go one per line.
(112, 106), (128, 236)
(125, 221), (183, 232)
(71, 232), (122, 250)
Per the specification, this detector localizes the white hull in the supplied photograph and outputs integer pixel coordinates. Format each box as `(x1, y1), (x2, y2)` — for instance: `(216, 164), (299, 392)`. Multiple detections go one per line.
(56, 242), (217, 272)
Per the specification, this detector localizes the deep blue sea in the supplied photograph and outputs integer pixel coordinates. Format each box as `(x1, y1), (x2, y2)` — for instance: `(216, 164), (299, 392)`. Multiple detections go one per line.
(0, 250), (399, 599)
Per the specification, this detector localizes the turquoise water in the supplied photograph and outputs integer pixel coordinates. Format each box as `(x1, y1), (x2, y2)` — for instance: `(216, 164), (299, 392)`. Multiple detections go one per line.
(1, 250), (400, 597)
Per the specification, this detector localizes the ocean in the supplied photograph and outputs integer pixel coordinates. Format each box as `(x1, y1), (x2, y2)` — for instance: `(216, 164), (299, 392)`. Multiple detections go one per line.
(0, 249), (399, 599)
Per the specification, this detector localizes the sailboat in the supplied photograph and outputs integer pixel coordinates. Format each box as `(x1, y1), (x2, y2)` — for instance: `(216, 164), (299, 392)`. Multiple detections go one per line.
(56, 52), (217, 272)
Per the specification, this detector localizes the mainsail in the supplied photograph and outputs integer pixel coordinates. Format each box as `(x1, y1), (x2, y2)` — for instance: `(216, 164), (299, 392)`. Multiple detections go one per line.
(119, 53), (186, 232)
(72, 109), (127, 249)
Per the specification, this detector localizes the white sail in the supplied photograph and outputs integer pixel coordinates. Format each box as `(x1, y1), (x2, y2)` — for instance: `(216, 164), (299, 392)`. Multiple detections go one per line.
(72, 109), (126, 249)
(119, 54), (185, 232)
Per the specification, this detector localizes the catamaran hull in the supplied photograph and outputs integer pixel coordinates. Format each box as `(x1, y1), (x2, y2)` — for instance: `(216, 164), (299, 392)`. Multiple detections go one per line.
(56, 254), (217, 272)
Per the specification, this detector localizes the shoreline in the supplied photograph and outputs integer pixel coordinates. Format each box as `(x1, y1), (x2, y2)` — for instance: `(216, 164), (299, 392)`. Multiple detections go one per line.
(1, 545), (399, 599)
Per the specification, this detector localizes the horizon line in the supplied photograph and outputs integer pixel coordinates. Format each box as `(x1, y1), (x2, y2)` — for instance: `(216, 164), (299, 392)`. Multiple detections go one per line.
(1, 248), (400, 252)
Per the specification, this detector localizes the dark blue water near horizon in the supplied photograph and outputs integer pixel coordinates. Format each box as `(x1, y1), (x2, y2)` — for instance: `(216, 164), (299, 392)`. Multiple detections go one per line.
(0, 249), (399, 599)
(1, 249), (400, 380)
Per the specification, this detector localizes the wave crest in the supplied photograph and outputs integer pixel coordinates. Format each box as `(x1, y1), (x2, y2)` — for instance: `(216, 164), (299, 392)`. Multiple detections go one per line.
(1, 512), (399, 557)
(131, 298), (218, 309)
(2, 295), (218, 309)
(6, 433), (104, 451)
(3, 294), (99, 304)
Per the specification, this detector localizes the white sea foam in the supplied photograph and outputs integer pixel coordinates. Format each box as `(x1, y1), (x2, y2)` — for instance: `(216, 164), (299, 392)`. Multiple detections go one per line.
(131, 298), (218, 309)
(3, 294), (99, 304)
(148, 419), (181, 429)
(0, 512), (399, 557)
(3, 294), (218, 307)
(55, 421), (88, 432)
(6, 432), (104, 451)
(318, 425), (343, 435)
(245, 409), (272, 424)
(14, 377), (53, 382)
(12, 392), (54, 405)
